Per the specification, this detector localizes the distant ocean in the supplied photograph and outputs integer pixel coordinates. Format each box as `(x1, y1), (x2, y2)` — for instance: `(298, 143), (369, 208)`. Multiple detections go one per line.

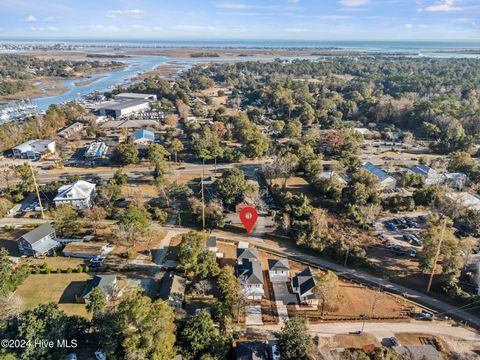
(2, 39), (480, 52)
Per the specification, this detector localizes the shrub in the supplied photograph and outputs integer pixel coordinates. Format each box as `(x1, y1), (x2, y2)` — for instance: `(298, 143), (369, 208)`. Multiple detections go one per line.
(66, 267), (73, 273)
(45, 268), (51, 274)
(77, 266), (83, 273)
(84, 266), (90, 272)
(34, 268), (41, 275)
(56, 268), (62, 274)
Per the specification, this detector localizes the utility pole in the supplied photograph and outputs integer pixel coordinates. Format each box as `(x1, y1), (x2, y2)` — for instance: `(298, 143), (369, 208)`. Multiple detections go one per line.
(426, 217), (448, 292)
(30, 164), (45, 219)
(201, 159), (205, 230)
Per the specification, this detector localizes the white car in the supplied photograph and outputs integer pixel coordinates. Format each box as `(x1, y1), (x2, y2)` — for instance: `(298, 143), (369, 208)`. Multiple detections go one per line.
(410, 249), (417, 258)
(90, 256), (105, 264)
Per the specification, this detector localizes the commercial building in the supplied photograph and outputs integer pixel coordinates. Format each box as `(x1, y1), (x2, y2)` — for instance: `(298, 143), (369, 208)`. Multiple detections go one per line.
(85, 142), (108, 159)
(133, 129), (155, 145)
(53, 180), (97, 210)
(115, 93), (157, 101)
(97, 99), (152, 119)
(12, 139), (55, 159)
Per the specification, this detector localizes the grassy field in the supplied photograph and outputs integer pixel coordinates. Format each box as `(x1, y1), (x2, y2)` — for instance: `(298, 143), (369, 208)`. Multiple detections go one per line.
(15, 273), (92, 318)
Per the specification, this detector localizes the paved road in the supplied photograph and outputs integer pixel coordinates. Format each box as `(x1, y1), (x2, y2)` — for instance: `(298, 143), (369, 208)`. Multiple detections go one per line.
(252, 321), (480, 342)
(4, 215), (480, 331)
(0, 160), (270, 185)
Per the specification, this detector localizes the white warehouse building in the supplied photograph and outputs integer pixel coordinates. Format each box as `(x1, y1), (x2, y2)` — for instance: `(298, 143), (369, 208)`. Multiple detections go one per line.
(97, 98), (152, 119)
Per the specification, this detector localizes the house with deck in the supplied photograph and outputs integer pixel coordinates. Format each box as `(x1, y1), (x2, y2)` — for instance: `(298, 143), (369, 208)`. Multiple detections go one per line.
(17, 223), (60, 257)
(53, 180), (96, 210)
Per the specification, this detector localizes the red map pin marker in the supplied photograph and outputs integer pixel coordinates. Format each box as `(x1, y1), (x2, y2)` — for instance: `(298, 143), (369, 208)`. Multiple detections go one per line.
(239, 207), (258, 234)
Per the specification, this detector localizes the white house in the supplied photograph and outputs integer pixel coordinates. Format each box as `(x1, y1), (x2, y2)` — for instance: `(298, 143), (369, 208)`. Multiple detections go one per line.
(442, 172), (467, 190)
(408, 165), (440, 185)
(268, 259), (290, 282)
(54, 180), (97, 210)
(237, 248), (264, 299)
(12, 139), (56, 159)
(291, 267), (319, 306)
(362, 162), (396, 190)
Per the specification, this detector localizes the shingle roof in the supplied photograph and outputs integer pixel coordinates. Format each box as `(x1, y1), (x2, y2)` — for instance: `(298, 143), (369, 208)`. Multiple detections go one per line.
(237, 259), (263, 285)
(207, 236), (217, 248)
(237, 248), (258, 262)
(235, 342), (268, 360)
(409, 165), (435, 177)
(19, 223), (55, 245)
(268, 258), (290, 271)
(81, 275), (117, 299)
(293, 267), (316, 297)
(362, 162), (391, 182)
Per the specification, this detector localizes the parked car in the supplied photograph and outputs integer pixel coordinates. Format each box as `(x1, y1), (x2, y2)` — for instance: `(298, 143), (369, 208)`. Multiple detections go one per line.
(90, 256), (105, 265)
(389, 337), (400, 346)
(386, 222), (398, 232)
(410, 249), (417, 258)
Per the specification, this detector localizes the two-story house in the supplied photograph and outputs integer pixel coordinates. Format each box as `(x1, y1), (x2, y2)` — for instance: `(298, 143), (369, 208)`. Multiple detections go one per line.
(237, 248), (264, 300)
(17, 223), (60, 257)
(53, 180), (97, 210)
(291, 267), (319, 306)
(268, 259), (290, 283)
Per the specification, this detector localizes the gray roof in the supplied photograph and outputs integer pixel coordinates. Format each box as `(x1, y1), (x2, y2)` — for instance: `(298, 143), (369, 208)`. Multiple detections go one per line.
(97, 98), (150, 111)
(292, 267), (316, 297)
(237, 259), (263, 285)
(19, 223), (55, 245)
(207, 236), (217, 248)
(268, 258), (290, 271)
(409, 165), (436, 177)
(236, 342), (268, 360)
(237, 248), (258, 262)
(81, 275), (117, 299)
(362, 162), (391, 182)
(158, 271), (186, 305)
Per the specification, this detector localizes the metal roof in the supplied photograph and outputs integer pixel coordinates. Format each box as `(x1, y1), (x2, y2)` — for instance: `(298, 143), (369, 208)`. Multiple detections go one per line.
(133, 129), (155, 141)
(362, 162), (391, 182)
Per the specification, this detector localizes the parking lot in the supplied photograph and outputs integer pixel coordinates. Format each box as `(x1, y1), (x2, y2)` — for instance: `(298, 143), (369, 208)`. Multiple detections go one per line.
(373, 213), (428, 258)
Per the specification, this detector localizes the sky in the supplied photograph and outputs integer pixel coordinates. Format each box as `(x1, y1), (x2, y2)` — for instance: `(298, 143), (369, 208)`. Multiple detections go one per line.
(0, 0), (479, 41)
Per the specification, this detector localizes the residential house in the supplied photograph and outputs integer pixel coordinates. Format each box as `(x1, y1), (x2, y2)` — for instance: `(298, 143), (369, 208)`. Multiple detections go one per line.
(158, 271), (186, 309)
(442, 172), (467, 189)
(268, 259), (290, 282)
(80, 275), (117, 303)
(133, 129), (155, 145)
(235, 342), (268, 360)
(63, 242), (113, 259)
(362, 162), (396, 190)
(16, 223), (60, 257)
(445, 192), (480, 211)
(12, 139), (55, 159)
(53, 180), (97, 210)
(407, 165), (439, 185)
(58, 122), (84, 139)
(291, 267), (318, 306)
(318, 171), (348, 185)
(237, 248), (264, 299)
